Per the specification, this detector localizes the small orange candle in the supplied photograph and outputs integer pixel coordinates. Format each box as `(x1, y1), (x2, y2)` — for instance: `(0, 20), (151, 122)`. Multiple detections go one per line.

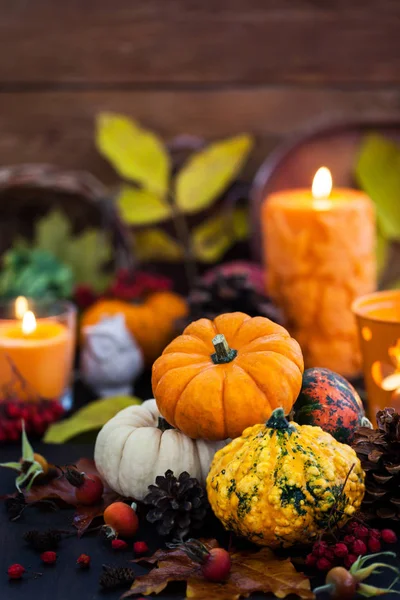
(262, 167), (377, 378)
(0, 309), (74, 400)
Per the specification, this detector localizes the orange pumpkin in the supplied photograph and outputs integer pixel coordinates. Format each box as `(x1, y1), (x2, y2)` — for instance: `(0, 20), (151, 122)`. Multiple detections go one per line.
(81, 292), (188, 365)
(152, 312), (304, 440)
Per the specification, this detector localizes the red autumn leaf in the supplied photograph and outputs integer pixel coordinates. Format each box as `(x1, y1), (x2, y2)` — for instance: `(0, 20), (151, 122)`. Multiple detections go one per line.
(73, 485), (119, 537)
(123, 539), (314, 600)
(25, 458), (98, 505)
(24, 458), (118, 536)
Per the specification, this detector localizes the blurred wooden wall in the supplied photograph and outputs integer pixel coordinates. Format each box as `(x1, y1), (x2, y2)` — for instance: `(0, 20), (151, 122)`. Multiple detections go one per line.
(0, 0), (399, 184)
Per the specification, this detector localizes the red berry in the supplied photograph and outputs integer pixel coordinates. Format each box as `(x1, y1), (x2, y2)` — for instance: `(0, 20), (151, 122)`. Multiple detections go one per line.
(382, 529), (397, 544)
(305, 553), (317, 567)
(353, 525), (369, 539)
(352, 539), (367, 555)
(111, 539), (128, 551)
(133, 541), (149, 555)
(343, 535), (355, 545)
(312, 541), (328, 557)
(7, 564), (25, 579)
(368, 537), (381, 552)
(75, 474), (104, 506)
(316, 558), (332, 571)
(77, 554), (91, 568)
(41, 410), (55, 424)
(103, 502), (139, 538)
(346, 521), (358, 533)
(334, 542), (349, 558)
(6, 403), (22, 419)
(344, 554), (358, 568)
(20, 407), (30, 421)
(324, 548), (335, 562)
(51, 403), (64, 418)
(31, 414), (45, 434)
(41, 551), (57, 564)
(369, 528), (381, 539)
(0, 428), (6, 442)
(202, 547), (231, 582)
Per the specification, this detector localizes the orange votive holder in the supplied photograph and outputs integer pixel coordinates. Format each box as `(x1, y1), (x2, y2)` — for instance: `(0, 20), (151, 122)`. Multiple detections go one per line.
(0, 299), (76, 402)
(352, 290), (400, 422)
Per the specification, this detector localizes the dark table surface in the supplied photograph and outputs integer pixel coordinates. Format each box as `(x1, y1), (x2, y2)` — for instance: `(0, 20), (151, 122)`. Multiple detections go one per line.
(1, 375), (400, 599)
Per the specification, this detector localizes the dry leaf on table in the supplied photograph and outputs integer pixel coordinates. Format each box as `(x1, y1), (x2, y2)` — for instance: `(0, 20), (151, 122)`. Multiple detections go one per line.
(123, 538), (314, 600)
(25, 458), (118, 536)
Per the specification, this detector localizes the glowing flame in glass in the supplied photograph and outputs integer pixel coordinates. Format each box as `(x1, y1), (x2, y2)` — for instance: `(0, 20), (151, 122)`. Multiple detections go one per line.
(15, 296), (28, 320)
(22, 311), (37, 335)
(312, 167), (333, 199)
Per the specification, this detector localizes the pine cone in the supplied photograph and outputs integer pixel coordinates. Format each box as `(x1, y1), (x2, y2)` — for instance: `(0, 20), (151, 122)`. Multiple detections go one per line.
(178, 273), (283, 330)
(23, 529), (62, 551)
(144, 470), (209, 540)
(99, 565), (135, 589)
(352, 407), (400, 520)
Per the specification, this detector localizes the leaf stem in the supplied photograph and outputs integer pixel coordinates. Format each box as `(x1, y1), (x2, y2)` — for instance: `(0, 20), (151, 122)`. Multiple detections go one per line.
(167, 192), (198, 289)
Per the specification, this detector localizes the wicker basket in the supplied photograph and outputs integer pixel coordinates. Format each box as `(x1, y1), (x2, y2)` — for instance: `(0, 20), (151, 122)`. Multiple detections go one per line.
(0, 163), (133, 269)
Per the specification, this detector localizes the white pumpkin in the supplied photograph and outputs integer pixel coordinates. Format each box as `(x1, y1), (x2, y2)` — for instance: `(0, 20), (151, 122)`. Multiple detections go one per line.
(94, 399), (227, 501)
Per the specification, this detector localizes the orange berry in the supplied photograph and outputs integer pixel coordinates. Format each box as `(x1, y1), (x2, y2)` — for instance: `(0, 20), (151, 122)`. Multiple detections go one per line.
(33, 453), (49, 475)
(103, 502), (138, 538)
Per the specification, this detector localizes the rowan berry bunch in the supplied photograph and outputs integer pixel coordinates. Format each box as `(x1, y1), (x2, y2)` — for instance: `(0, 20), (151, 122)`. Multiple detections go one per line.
(306, 522), (398, 571)
(0, 399), (64, 443)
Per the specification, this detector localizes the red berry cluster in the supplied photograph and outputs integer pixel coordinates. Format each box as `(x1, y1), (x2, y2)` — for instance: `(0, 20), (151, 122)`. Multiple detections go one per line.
(108, 269), (172, 302)
(306, 523), (398, 571)
(0, 399), (64, 443)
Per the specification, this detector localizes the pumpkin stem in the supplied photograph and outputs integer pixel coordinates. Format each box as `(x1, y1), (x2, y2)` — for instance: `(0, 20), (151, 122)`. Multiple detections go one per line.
(211, 334), (237, 365)
(266, 408), (295, 432)
(157, 417), (175, 432)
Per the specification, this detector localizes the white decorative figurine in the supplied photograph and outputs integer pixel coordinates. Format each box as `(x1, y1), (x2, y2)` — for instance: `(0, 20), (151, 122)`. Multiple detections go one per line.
(81, 313), (144, 397)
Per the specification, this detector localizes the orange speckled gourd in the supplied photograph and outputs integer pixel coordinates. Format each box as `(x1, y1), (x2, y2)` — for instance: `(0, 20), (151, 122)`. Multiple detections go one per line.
(207, 408), (365, 547)
(152, 312), (304, 440)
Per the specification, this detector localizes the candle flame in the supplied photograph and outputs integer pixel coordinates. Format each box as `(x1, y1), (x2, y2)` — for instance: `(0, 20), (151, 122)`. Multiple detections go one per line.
(22, 311), (37, 335)
(312, 167), (333, 199)
(15, 296), (28, 320)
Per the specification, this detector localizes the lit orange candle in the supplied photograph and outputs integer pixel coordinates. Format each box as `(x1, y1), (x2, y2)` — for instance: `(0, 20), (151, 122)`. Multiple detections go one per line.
(262, 167), (377, 378)
(0, 309), (74, 400)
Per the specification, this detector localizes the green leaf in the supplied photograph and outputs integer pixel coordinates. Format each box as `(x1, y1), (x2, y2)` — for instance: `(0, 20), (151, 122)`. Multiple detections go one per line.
(355, 134), (400, 241)
(0, 462), (23, 471)
(134, 228), (184, 262)
(43, 396), (141, 444)
(35, 210), (72, 257)
(22, 422), (34, 463)
(175, 134), (253, 214)
(20, 209), (113, 295)
(96, 113), (170, 196)
(117, 185), (172, 225)
(64, 229), (112, 293)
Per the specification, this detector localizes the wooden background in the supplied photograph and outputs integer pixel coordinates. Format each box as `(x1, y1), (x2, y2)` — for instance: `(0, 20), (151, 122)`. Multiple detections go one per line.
(0, 0), (399, 184)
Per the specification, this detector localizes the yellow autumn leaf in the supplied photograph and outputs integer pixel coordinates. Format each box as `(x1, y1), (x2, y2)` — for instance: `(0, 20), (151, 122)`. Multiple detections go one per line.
(192, 207), (250, 263)
(192, 215), (233, 263)
(134, 228), (184, 262)
(117, 185), (172, 225)
(96, 113), (170, 196)
(233, 206), (250, 240)
(175, 134), (254, 214)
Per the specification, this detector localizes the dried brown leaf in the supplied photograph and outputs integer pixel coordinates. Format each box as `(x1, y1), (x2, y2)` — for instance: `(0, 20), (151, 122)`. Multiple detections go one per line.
(124, 539), (314, 600)
(24, 458), (118, 536)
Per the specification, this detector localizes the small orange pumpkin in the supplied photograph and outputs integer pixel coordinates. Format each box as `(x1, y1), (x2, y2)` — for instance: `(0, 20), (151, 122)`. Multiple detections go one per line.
(81, 291), (188, 365)
(152, 312), (304, 440)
